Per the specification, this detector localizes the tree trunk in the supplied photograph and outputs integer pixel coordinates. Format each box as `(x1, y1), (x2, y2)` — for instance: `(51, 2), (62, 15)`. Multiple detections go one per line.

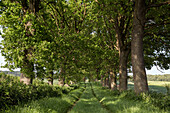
(30, 77), (33, 84)
(109, 71), (117, 90)
(131, 0), (149, 94)
(62, 77), (65, 86)
(20, 0), (40, 85)
(106, 77), (109, 87)
(101, 75), (104, 87)
(20, 73), (30, 85)
(83, 77), (86, 83)
(119, 50), (129, 91)
(104, 77), (107, 87)
(48, 71), (54, 85)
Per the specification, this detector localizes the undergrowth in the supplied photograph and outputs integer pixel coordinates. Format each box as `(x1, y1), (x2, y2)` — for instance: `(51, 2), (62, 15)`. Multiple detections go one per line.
(1, 83), (86, 113)
(0, 73), (79, 111)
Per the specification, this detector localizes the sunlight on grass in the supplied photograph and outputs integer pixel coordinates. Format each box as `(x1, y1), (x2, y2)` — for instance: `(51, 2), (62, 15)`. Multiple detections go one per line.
(148, 81), (170, 86)
(69, 83), (108, 113)
(92, 83), (169, 113)
(128, 81), (170, 94)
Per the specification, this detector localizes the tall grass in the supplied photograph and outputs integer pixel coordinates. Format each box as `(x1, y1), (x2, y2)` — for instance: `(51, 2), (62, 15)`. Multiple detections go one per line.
(1, 83), (86, 113)
(92, 82), (170, 113)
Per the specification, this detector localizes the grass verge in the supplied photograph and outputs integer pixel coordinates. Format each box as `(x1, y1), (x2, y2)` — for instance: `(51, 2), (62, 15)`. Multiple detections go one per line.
(92, 83), (169, 113)
(1, 83), (86, 113)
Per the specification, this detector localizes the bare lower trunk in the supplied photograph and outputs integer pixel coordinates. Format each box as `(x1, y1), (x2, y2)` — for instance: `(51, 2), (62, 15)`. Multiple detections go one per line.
(131, 0), (149, 94)
(30, 77), (33, 84)
(106, 77), (109, 87)
(62, 77), (65, 86)
(20, 73), (30, 85)
(109, 71), (117, 90)
(119, 50), (129, 91)
(48, 71), (54, 85)
(104, 77), (106, 87)
(48, 78), (53, 85)
(83, 77), (86, 83)
(101, 75), (104, 87)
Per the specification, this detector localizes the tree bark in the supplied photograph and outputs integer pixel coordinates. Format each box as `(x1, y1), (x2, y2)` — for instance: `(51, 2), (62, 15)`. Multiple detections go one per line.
(48, 71), (54, 85)
(109, 71), (117, 90)
(30, 77), (33, 84)
(106, 77), (109, 87)
(119, 49), (129, 91)
(101, 75), (104, 87)
(62, 77), (65, 86)
(131, 0), (149, 94)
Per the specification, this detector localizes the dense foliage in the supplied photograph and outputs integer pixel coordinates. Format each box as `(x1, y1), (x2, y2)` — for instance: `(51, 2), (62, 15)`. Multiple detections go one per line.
(0, 73), (78, 110)
(1, 82), (86, 113)
(0, 0), (169, 94)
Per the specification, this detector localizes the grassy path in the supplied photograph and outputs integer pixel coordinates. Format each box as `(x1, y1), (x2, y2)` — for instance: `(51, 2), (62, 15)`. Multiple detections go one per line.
(1, 82), (169, 113)
(68, 83), (109, 113)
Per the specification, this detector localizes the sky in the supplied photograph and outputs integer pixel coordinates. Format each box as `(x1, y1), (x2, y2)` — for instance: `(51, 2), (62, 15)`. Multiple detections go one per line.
(0, 28), (170, 74)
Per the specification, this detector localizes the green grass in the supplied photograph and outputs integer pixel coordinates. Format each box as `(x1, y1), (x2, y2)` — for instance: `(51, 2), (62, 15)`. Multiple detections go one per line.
(92, 83), (169, 113)
(1, 83), (86, 113)
(1, 82), (169, 113)
(69, 83), (108, 113)
(128, 81), (170, 94)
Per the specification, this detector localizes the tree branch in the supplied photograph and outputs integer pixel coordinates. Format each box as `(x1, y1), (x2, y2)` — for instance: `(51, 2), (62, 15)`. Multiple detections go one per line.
(156, 65), (164, 73)
(147, 1), (170, 9)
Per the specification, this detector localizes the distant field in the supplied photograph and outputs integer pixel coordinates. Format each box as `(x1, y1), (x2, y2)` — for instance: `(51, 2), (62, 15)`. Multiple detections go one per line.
(128, 81), (170, 94)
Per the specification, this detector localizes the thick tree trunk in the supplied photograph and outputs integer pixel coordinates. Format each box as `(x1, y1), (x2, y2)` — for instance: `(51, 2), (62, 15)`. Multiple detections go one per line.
(109, 71), (117, 90)
(119, 50), (129, 91)
(131, 0), (149, 94)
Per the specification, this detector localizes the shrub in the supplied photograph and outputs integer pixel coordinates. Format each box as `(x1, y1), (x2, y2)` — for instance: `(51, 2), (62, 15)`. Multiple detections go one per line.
(0, 73), (77, 110)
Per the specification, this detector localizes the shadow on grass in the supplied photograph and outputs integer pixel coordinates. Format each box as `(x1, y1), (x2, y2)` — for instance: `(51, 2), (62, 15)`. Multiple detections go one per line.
(93, 84), (166, 113)
(149, 85), (167, 94)
(33, 98), (72, 113)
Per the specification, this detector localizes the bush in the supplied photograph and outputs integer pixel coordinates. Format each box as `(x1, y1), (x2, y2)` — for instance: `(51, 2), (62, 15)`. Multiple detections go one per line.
(0, 73), (77, 110)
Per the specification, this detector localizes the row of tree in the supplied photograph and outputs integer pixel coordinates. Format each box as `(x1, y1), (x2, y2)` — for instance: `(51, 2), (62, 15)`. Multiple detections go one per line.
(0, 0), (169, 94)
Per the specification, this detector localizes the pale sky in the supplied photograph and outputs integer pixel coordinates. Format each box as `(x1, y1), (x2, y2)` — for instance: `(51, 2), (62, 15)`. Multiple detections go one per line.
(0, 29), (170, 74)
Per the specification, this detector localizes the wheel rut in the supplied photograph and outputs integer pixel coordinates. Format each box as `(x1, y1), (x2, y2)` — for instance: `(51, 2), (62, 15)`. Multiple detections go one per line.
(67, 83), (86, 113)
(90, 83), (112, 113)
(68, 82), (109, 113)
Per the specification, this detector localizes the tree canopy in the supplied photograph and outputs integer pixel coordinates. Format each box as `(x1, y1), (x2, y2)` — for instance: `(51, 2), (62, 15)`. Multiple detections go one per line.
(0, 0), (169, 94)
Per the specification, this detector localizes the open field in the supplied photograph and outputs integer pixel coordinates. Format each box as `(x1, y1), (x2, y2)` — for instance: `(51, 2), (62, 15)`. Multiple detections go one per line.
(128, 81), (170, 94)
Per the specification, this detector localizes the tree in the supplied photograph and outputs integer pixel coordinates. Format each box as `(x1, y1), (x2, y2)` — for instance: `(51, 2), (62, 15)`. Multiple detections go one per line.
(94, 0), (133, 91)
(131, 0), (149, 94)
